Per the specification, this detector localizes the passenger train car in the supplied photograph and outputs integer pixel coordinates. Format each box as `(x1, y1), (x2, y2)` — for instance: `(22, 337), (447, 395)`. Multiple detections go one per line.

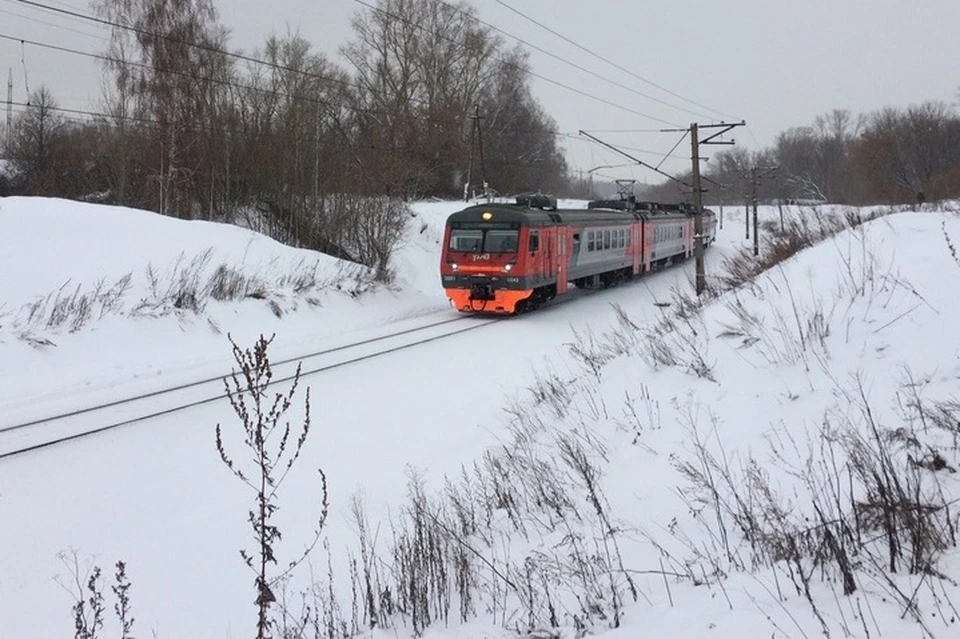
(440, 194), (717, 314)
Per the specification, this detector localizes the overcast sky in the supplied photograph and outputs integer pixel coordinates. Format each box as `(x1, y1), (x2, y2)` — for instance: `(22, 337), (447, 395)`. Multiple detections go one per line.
(1, 0), (958, 182)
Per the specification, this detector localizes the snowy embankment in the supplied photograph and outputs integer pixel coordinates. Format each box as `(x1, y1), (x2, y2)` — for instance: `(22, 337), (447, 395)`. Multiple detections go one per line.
(1, 195), (959, 639)
(0, 196), (450, 423)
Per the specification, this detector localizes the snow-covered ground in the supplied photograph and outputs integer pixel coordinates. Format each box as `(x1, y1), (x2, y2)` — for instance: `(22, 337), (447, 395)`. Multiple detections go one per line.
(1, 195), (959, 639)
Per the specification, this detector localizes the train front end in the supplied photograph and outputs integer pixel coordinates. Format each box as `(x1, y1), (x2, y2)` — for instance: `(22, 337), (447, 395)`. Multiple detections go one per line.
(440, 206), (533, 314)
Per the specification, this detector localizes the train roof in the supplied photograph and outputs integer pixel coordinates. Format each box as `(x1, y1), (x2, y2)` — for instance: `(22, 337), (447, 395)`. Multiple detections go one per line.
(446, 203), (697, 227)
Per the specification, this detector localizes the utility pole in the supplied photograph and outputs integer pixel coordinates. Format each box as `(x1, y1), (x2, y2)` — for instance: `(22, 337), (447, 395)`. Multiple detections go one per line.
(691, 123), (705, 294)
(580, 122), (745, 295)
(752, 171), (759, 257)
(5, 68), (11, 148)
(466, 105), (487, 201)
(718, 184), (724, 230)
(662, 120), (745, 295)
(747, 165), (778, 256)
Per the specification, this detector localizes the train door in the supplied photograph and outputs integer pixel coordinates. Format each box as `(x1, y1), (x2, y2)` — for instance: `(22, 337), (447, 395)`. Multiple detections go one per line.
(641, 218), (651, 272)
(555, 227), (568, 294)
(526, 228), (543, 284)
(632, 222), (642, 275)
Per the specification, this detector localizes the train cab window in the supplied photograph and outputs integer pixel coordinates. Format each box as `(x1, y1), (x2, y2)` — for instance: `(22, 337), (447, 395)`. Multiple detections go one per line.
(487, 230), (518, 252)
(528, 231), (540, 253)
(449, 229), (482, 251)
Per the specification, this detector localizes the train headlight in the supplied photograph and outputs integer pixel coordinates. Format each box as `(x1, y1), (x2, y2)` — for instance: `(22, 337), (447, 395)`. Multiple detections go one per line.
(502, 263), (512, 272)
(451, 263), (458, 270)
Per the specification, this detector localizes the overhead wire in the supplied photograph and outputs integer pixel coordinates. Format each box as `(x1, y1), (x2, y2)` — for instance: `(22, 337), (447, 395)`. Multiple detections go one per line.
(350, 0), (682, 127)
(429, 0), (712, 122)
(0, 31), (397, 121)
(9, 0), (740, 182)
(490, 0), (738, 121)
(559, 132), (691, 160)
(2, 99), (435, 157)
(656, 130), (688, 170)
(576, 128), (667, 134)
(12, 0), (363, 94)
(0, 3), (109, 42)
(14, 0), (669, 130)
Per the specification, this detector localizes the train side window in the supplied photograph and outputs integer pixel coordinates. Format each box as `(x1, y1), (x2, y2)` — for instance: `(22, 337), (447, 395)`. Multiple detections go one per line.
(603, 230), (611, 249)
(529, 231), (540, 253)
(619, 229), (625, 247)
(587, 231), (594, 251)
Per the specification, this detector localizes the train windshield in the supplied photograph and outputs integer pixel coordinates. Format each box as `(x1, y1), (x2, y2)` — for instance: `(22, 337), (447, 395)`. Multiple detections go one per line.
(448, 228), (519, 253)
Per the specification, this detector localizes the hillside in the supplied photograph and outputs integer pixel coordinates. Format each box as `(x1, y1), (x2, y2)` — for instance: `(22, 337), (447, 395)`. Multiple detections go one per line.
(1, 196), (959, 639)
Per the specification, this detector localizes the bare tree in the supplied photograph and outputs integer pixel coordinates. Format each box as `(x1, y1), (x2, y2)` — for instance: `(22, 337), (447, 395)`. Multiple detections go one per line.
(4, 86), (66, 195)
(851, 101), (960, 203)
(94, 0), (232, 218)
(479, 48), (568, 195)
(342, 0), (568, 198)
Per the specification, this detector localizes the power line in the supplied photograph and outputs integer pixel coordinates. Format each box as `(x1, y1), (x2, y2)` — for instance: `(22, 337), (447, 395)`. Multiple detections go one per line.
(0, 31), (395, 121)
(576, 128), (667, 134)
(578, 129), (691, 189)
(656, 130), (688, 170)
(2, 98), (434, 157)
(0, 3), (109, 42)
(491, 0), (738, 121)
(351, 0), (682, 127)
(559, 132), (691, 160)
(13, 0), (362, 94)
(428, 0), (713, 122)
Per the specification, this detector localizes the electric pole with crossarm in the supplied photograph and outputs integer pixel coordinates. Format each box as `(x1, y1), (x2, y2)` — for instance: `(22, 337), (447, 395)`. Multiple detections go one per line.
(662, 120), (745, 295)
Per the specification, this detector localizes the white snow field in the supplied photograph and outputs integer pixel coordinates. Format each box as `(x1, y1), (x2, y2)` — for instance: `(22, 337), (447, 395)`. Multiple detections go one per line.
(1, 195), (959, 639)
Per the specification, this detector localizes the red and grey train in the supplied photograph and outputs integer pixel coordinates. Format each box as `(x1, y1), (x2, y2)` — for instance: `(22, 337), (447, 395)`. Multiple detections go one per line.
(439, 194), (717, 314)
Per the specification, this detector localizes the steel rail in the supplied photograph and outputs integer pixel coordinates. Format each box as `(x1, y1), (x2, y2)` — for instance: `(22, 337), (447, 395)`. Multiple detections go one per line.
(0, 316), (503, 461)
(0, 315), (469, 436)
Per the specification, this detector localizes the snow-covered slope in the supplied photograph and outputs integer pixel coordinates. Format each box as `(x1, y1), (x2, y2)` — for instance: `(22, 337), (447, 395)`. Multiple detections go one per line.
(1, 195), (959, 639)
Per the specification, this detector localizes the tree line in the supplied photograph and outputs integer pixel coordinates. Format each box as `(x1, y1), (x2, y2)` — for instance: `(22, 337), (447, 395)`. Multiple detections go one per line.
(0, 0), (568, 274)
(643, 102), (960, 207)
(3, 0), (956, 226)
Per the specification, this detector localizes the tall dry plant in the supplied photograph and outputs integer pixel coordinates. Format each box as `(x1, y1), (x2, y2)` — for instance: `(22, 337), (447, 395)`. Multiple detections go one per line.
(216, 333), (329, 639)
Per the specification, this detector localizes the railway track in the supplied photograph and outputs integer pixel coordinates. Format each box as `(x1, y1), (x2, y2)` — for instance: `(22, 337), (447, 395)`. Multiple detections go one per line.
(0, 314), (502, 461)
(0, 267), (671, 462)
